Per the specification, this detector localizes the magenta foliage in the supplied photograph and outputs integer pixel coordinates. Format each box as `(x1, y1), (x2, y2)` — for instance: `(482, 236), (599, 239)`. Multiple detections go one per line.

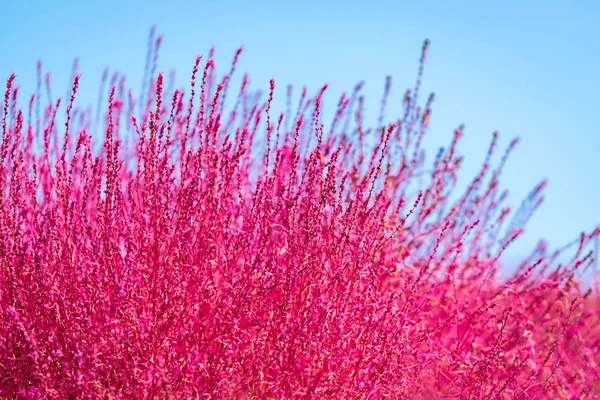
(1, 33), (599, 399)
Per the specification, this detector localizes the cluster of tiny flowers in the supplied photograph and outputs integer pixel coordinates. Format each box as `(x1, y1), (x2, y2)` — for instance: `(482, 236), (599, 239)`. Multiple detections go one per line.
(1, 30), (599, 399)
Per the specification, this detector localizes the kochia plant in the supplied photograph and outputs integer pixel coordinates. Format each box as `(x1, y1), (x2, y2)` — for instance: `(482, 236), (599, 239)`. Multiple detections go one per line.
(1, 30), (599, 399)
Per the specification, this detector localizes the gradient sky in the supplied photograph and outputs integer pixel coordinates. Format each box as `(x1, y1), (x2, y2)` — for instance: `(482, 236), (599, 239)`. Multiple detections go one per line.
(1, 0), (598, 269)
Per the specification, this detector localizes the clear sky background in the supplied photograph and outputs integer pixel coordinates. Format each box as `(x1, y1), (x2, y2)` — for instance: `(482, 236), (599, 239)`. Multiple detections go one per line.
(1, 0), (598, 269)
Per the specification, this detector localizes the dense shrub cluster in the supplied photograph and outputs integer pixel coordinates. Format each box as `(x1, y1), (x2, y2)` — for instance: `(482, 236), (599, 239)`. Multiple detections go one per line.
(1, 31), (599, 398)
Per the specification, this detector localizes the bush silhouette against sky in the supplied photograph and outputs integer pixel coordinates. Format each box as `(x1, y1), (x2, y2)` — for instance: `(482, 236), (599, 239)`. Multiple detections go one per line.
(1, 0), (598, 264)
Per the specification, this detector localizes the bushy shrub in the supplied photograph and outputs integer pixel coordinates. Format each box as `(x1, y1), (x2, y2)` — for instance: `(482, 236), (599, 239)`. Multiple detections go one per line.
(1, 30), (598, 399)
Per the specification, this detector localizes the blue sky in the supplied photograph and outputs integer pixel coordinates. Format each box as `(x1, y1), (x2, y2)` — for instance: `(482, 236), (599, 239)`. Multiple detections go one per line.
(1, 0), (599, 267)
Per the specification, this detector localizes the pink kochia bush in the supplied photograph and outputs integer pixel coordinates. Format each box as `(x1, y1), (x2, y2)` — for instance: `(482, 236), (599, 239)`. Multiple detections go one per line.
(1, 31), (599, 399)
